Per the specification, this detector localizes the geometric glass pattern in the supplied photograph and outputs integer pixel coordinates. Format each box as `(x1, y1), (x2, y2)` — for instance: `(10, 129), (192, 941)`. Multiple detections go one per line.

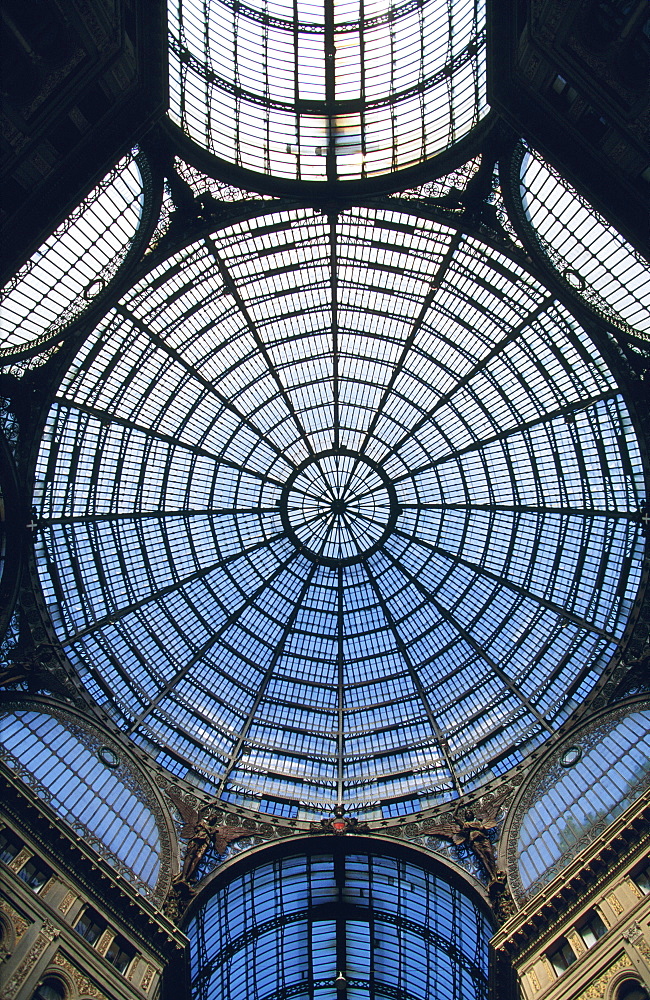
(187, 846), (492, 999)
(519, 144), (650, 341)
(33, 207), (645, 820)
(515, 707), (650, 900)
(0, 153), (144, 356)
(168, 0), (488, 180)
(0, 708), (162, 896)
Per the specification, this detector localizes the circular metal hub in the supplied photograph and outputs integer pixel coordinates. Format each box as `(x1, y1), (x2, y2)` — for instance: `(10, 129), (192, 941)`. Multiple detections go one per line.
(280, 449), (399, 566)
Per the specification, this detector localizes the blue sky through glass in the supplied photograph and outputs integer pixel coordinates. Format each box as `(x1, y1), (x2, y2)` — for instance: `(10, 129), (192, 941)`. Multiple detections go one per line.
(33, 207), (645, 820)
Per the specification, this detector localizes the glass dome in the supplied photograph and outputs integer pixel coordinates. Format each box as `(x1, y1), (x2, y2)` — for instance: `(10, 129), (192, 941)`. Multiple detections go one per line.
(168, 0), (488, 181)
(186, 842), (492, 999)
(33, 206), (645, 820)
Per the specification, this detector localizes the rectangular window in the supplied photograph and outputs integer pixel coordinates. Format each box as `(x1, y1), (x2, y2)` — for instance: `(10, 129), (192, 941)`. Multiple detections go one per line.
(74, 908), (107, 946)
(578, 910), (607, 949)
(105, 935), (135, 974)
(17, 858), (52, 893)
(633, 859), (650, 895)
(0, 829), (23, 865)
(548, 938), (577, 976)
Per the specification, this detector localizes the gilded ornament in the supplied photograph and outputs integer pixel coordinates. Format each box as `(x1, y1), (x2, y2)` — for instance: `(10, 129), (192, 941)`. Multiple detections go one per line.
(527, 967), (541, 993)
(167, 789), (256, 883)
(3, 922), (59, 997)
(0, 898), (28, 938)
(577, 954), (632, 999)
(8, 847), (31, 873)
(53, 951), (109, 998)
(607, 891), (624, 916)
(422, 789), (509, 880)
(141, 964), (155, 991)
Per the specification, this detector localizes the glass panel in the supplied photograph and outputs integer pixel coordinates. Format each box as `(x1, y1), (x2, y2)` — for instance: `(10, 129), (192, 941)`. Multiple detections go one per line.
(105, 936), (135, 974)
(548, 938), (576, 976)
(633, 859), (650, 895)
(0, 829), (23, 864)
(517, 711), (650, 896)
(578, 910), (607, 949)
(0, 152), (144, 356)
(17, 858), (52, 892)
(74, 908), (107, 945)
(168, 0), (488, 180)
(30, 980), (66, 1000)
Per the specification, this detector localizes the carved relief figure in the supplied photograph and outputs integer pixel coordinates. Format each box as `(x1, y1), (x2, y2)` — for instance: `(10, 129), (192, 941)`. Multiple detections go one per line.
(167, 790), (252, 884)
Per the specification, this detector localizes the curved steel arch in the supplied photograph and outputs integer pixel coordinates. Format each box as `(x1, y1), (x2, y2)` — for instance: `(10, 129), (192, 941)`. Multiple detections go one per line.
(184, 836), (493, 1000)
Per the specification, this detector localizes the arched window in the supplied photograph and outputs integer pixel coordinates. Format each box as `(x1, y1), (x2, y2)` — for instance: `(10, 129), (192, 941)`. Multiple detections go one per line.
(0, 151), (145, 357)
(617, 980), (650, 1000)
(30, 979), (67, 1000)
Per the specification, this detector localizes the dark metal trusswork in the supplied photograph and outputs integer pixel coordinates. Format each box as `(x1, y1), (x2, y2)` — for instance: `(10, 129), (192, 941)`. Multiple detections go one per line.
(0, 425), (22, 645)
(31, 201), (646, 823)
(168, 0), (488, 182)
(184, 837), (494, 1000)
(279, 449), (399, 567)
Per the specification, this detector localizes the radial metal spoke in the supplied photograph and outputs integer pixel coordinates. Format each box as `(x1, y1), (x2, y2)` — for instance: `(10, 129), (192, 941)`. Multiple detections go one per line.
(128, 552), (306, 736)
(390, 388), (620, 483)
(56, 529), (290, 645)
(393, 528), (621, 641)
(399, 503), (640, 520)
(354, 233), (463, 471)
(359, 554), (463, 797)
(204, 234), (317, 457)
(40, 507), (280, 525)
(53, 399), (289, 490)
(214, 559), (321, 798)
(115, 304), (298, 470)
(378, 546), (556, 733)
(337, 565), (345, 803)
(331, 215), (341, 451)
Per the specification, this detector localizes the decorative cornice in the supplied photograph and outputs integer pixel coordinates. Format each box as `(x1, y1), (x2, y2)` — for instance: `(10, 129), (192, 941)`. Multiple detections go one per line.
(493, 788), (650, 959)
(0, 760), (186, 960)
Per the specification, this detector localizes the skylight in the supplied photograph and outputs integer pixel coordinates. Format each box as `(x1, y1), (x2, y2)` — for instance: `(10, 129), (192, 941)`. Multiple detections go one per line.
(33, 205), (645, 820)
(168, 0), (488, 180)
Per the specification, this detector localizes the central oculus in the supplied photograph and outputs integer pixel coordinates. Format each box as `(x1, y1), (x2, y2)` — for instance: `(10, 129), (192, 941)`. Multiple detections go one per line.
(280, 449), (399, 567)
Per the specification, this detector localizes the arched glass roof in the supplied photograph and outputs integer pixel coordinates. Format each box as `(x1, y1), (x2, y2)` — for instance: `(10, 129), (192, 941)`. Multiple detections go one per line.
(0, 152), (144, 357)
(518, 145), (650, 341)
(511, 704), (650, 901)
(187, 843), (492, 999)
(0, 705), (166, 899)
(168, 0), (487, 180)
(33, 207), (645, 820)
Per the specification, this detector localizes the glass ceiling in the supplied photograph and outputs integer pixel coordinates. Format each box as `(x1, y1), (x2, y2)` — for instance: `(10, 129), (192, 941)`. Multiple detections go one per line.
(168, 0), (487, 180)
(0, 153), (144, 357)
(187, 846), (491, 999)
(518, 145), (650, 341)
(33, 205), (644, 820)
